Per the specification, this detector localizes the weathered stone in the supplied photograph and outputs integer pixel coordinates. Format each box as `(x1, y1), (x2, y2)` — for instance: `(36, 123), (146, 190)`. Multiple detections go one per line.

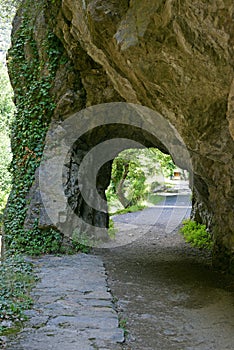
(227, 79), (234, 140)
(5, 254), (123, 349)
(7, 0), (234, 271)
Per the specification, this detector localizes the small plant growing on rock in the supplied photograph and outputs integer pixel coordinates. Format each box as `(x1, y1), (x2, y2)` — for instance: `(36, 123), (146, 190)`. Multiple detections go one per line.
(108, 218), (117, 239)
(180, 219), (213, 250)
(119, 317), (128, 336)
(0, 255), (36, 335)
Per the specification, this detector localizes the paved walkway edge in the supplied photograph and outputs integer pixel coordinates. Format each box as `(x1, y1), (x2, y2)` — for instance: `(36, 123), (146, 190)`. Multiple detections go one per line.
(6, 254), (124, 350)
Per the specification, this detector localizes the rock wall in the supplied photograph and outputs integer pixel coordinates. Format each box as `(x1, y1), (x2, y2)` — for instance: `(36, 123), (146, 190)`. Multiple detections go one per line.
(6, 0), (234, 271)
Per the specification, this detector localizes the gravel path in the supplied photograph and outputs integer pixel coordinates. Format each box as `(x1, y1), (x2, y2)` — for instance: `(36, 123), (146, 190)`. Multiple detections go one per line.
(98, 216), (234, 350)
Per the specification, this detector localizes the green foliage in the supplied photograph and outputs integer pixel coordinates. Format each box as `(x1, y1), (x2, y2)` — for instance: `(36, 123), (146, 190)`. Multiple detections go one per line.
(0, 63), (14, 220)
(119, 318), (128, 336)
(150, 181), (160, 191)
(0, 63), (15, 132)
(71, 240), (90, 254)
(0, 0), (20, 18)
(6, 227), (64, 256)
(127, 161), (147, 204)
(106, 148), (176, 212)
(0, 255), (36, 335)
(4, 2), (65, 254)
(110, 204), (146, 216)
(0, 0), (21, 8)
(147, 193), (162, 205)
(107, 149), (147, 209)
(71, 229), (91, 253)
(148, 148), (176, 178)
(0, 133), (12, 217)
(108, 218), (117, 238)
(180, 219), (214, 250)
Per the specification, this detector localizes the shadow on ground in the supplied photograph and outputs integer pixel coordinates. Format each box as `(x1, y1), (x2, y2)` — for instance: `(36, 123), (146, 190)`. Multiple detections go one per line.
(96, 218), (234, 350)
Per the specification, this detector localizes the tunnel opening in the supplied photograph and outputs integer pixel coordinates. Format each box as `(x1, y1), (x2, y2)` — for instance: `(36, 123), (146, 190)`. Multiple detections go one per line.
(61, 120), (192, 247)
(105, 147), (192, 246)
(105, 147), (190, 213)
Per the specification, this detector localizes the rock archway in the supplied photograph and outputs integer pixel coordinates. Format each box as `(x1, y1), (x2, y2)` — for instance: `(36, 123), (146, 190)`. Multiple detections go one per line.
(6, 0), (234, 272)
(38, 103), (192, 243)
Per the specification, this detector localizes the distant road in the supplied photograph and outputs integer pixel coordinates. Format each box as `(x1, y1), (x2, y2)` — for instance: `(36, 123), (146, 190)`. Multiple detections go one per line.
(113, 194), (192, 233)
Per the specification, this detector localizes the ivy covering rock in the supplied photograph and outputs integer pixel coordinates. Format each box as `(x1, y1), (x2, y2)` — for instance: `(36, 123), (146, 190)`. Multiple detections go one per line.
(5, 0), (65, 254)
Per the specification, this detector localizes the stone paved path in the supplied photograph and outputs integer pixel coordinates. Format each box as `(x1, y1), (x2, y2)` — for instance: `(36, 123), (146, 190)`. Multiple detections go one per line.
(6, 254), (124, 350)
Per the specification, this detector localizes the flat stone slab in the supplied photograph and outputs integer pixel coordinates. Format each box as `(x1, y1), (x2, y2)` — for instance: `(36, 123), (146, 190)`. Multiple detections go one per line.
(5, 254), (124, 350)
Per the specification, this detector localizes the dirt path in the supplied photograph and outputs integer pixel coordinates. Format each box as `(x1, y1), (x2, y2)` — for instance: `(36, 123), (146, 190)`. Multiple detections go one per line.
(97, 210), (234, 350)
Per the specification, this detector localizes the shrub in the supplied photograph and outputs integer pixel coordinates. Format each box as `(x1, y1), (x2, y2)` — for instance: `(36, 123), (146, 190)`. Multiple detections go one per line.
(0, 255), (36, 335)
(180, 219), (213, 250)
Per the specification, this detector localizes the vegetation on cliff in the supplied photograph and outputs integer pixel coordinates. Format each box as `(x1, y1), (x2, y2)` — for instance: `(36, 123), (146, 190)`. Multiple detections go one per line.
(1, 0), (233, 272)
(3, 0), (65, 254)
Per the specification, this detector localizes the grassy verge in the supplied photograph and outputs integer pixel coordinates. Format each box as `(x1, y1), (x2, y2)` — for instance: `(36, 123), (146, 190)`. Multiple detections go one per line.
(0, 255), (36, 336)
(146, 193), (162, 205)
(109, 194), (162, 216)
(110, 204), (146, 216)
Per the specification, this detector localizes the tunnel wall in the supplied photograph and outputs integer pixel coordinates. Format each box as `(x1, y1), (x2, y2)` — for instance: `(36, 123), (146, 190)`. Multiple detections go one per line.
(5, 0), (234, 272)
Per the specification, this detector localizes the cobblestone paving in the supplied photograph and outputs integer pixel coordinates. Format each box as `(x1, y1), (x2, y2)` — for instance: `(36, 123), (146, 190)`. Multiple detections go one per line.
(6, 254), (124, 350)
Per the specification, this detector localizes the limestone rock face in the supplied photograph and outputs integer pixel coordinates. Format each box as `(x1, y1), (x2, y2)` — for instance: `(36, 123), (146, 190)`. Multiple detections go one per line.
(8, 0), (234, 271)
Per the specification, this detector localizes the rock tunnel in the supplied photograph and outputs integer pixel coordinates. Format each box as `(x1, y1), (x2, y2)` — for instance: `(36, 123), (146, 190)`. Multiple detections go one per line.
(5, 0), (234, 272)
(38, 103), (192, 245)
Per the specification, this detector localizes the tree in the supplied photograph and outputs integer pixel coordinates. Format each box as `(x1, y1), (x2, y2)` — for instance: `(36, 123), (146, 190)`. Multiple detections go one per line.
(148, 148), (176, 178)
(0, 62), (14, 219)
(110, 154), (146, 208)
(106, 147), (177, 210)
